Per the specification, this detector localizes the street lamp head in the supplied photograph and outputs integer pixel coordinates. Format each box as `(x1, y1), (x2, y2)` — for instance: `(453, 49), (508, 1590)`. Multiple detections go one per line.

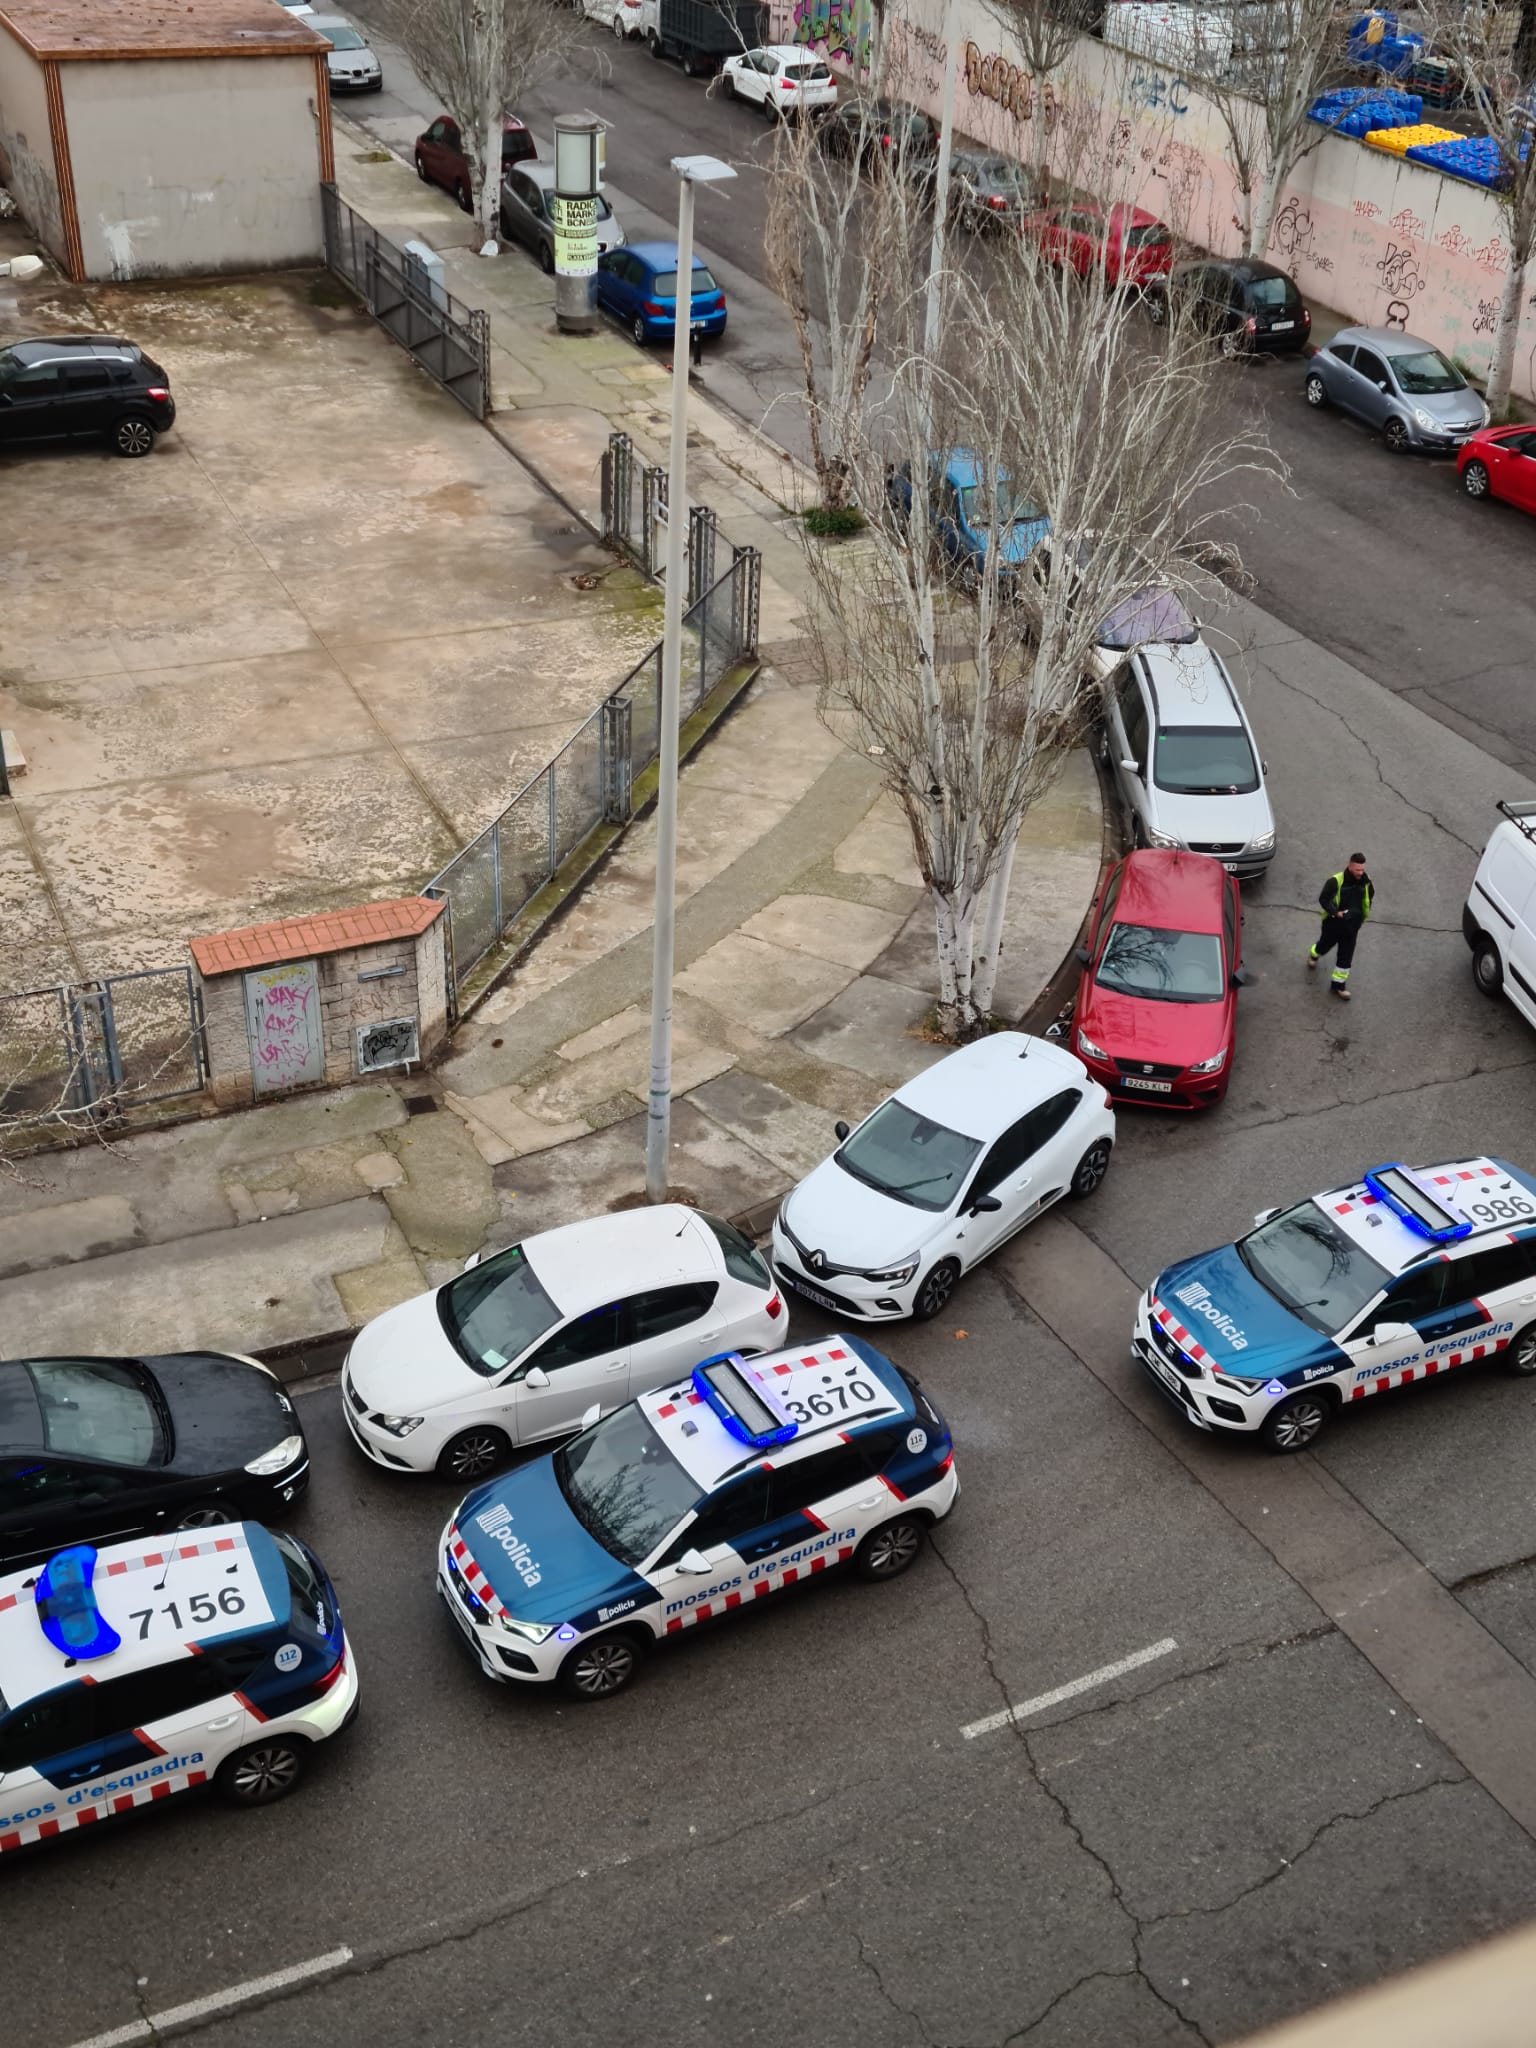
(670, 154), (736, 185)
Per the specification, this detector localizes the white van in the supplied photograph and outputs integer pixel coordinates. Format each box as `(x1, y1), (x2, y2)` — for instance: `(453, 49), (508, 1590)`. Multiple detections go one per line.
(1464, 800), (1536, 1021)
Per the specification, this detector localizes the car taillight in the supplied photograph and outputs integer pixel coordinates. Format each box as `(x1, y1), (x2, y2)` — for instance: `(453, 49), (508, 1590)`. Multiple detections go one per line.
(939, 1451), (954, 1472)
(146, 386), (170, 399)
(766, 1293), (783, 1319)
(313, 1643), (347, 1695)
(880, 133), (892, 148)
(986, 195), (1006, 209)
(782, 77), (796, 88)
(1244, 317), (1257, 334)
(643, 299), (665, 315)
(1302, 309), (1311, 327)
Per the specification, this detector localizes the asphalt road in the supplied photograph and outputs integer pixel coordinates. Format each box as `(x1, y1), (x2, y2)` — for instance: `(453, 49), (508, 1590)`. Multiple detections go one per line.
(11, 31), (1536, 2048)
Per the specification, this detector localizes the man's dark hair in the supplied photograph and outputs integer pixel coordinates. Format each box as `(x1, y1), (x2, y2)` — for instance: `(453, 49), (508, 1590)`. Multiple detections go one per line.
(1349, 852), (1366, 865)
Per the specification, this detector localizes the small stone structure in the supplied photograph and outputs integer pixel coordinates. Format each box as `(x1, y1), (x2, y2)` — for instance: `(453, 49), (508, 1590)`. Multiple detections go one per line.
(190, 898), (449, 1111)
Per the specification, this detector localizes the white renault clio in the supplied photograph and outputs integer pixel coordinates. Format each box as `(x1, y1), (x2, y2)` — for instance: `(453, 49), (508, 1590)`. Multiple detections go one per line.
(342, 1207), (784, 1483)
(772, 1033), (1115, 1323)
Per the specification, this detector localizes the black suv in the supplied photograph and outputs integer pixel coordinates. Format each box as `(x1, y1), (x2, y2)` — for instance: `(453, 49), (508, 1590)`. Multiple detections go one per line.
(1151, 257), (1310, 358)
(819, 96), (939, 180)
(0, 335), (176, 456)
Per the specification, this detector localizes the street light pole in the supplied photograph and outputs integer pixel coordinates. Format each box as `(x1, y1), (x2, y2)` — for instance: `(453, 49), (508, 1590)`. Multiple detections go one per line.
(645, 154), (735, 1205)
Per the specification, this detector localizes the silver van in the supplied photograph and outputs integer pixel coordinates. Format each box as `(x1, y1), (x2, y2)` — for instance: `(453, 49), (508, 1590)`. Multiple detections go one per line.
(1100, 641), (1276, 880)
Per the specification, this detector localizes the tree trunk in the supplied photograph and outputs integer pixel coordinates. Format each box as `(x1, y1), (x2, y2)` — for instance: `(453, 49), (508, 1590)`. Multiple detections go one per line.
(1486, 242), (1528, 418)
(1248, 156), (1286, 261)
(479, 61), (502, 255)
(932, 888), (980, 1039)
(972, 818), (1023, 1022)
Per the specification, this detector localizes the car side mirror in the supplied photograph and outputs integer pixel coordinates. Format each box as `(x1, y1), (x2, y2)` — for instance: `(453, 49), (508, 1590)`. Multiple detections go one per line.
(1231, 966), (1254, 987)
(970, 1193), (1003, 1215)
(677, 1547), (713, 1575)
(834, 1120), (851, 1141)
(1073, 946), (1091, 967)
(1369, 1321), (1415, 1348)
(523, 1365), (551, 1389)
(462, 1250), (483, 1271)
(1253, 1206), (1281, 1226)
(1120, 757), (1140, 774)
(579, 1402), (601, 1429)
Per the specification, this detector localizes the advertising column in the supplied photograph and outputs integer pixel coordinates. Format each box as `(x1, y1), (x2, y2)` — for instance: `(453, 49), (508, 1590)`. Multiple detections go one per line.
(552, 113), (608, 334)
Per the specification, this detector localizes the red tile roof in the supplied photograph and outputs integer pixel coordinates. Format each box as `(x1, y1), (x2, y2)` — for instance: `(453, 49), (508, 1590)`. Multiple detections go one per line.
(190, 897), (444, 978)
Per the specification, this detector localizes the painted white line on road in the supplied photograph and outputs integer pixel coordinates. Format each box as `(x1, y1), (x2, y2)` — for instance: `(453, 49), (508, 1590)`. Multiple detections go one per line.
(65, 1948), (354, 2048)
(960, 1638), (1180, 1741)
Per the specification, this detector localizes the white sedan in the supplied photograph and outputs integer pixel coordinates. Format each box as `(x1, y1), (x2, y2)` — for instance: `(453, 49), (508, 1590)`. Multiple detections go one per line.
(772, 1033), (1115, 1322)
(342, 1205), (784, 1482)
(720, 46), (838, 117)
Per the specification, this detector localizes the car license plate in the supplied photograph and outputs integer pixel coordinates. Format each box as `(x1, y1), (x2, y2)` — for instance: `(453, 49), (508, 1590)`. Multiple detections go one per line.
(1143, 1348), (1181, 1392)
(790, 1274), (841, 1312)
(1270, 319), (1295, 331)
(690, 319), (706, 331)
(1122, 1076), (1173, 1092)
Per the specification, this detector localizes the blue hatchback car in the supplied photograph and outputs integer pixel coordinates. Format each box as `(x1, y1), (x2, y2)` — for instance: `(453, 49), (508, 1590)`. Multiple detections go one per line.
(595, 240), (728, 347)
(886, 448), (1050, 587)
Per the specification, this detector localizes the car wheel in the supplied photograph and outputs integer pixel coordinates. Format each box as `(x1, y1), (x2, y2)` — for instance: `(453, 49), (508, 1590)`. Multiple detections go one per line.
(559, 1629), (644, 1700)
(1383, 416), (1410, 453)
(1473, 936), (1504, 997)
(646, 28), (662, 54)
(1260, 1391), (1332, 1454)
(1069, 1139), (1113, 1200)
(111, 414), (156, 457)
(1505, 1324), (1536, 1376)
(414, 151), (428, 182)
(912, 1258), (960, 1322)
(456, 180), (472, 214)
(216, 1737), (308, 1807)
(853, 1514), (926, 1581)
(176, 1502), (233, 1530)
(613, 10), (627, 33)
(631, 314), (648, 346)
(1218, 327), (1245, 361)
(437, 1425), (511, 1483)
(1463, 459), (1491, 499)
(539, 239), (554, 275)
(1305, 372), (1328, 408)
(763, 92), (778, 120)
(722, 68), (736, 94)
(1143, 288), (1168, 326)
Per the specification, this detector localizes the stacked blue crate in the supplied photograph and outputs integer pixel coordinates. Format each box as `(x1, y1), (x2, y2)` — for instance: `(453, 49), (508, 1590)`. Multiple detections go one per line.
(1309, 86), (1423, 135)
(1405, 133), (1531, 189)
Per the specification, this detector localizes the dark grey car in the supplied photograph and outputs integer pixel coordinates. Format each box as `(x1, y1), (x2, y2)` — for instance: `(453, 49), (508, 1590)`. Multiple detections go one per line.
(499, 162), (625, 274)
(1304, 326), (1488, 452)
(948, 152), (1038, 231)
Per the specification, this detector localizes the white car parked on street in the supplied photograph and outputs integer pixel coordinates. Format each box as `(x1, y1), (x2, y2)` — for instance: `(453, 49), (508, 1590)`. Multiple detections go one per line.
(772, 1033), (1115, 1323)
(720, 45), (838, 116)
(342, 1206), (784, 1482)
(586, 0), (654, 38)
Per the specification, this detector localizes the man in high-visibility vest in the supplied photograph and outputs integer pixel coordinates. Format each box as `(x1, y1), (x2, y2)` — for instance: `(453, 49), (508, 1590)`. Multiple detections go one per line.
(1309, 853), (1373, 999)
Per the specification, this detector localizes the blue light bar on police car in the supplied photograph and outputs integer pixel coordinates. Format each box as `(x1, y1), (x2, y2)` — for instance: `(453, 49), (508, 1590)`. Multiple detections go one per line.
(35, 1544), (121, 1661)
(691, 1353), (798, 1449)
(1362, 1164), (1472, 1244)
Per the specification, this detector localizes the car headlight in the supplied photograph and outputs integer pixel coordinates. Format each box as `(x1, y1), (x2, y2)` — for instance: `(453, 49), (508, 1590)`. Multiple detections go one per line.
(245, 1434), (304, 1475)
(1212, 1372), (1265, 1392)
(1245, 829), (1276, 855)
(375, 1414), (425, 1438)
(500, 1616), (554, 1643)
(1188, 1047), (1227, 1075)
(1412, 408), (1437, 431)
(1077, 1026), (1108, 1061)
(863, 1258), (920, 1284)
(1144, 827), (1182, 849)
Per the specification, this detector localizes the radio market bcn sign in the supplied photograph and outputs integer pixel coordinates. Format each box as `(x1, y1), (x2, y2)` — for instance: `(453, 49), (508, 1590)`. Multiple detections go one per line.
(552, 193), (599, 277)
(963, 39), (1060, 126)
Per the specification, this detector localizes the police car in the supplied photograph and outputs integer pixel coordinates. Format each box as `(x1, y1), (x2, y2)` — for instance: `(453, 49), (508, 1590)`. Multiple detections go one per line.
(437, 1334), (958, 1699)
(0, 1522), (357, 1854)
(1134, 1157), (1536, 1452)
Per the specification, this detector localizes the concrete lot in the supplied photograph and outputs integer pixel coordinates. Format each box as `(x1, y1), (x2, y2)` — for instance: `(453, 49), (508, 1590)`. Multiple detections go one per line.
(0, 271), (663, 993)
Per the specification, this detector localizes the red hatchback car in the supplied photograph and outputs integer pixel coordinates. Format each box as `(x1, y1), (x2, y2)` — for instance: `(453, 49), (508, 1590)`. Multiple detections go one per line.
(1459, 424), (1536, 517)
(1020, 202), (1173, 289)
(1073, 850), (1250, 1110)
(415, 114), (536, 212)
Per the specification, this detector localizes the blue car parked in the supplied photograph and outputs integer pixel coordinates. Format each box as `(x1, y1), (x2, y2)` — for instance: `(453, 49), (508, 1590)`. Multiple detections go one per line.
(595, 240), (728, 348)
(886, 448), (1050, 588)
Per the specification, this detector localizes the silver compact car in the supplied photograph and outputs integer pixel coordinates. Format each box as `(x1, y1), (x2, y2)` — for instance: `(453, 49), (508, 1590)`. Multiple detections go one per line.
(1305, 326), (1488, 452)
(500, 162), (625, 275)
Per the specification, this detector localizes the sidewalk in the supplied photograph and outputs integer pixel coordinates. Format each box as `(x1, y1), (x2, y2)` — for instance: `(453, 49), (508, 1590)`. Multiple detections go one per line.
(0, 129), (1105, 1366)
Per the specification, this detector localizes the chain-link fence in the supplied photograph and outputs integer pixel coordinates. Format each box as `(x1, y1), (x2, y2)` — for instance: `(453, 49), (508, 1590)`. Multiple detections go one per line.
(0, 966), (206, 1135)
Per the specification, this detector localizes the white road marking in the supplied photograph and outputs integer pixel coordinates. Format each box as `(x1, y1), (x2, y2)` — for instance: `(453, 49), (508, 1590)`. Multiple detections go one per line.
(65, 1949), (354, 2048)
(960, 1637), (1180, 1741)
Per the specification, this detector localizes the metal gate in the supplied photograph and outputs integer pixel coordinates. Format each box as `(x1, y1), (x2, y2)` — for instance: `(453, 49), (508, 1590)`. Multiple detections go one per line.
(0, 966), (206, 1128)
(320, 183), (491, 421)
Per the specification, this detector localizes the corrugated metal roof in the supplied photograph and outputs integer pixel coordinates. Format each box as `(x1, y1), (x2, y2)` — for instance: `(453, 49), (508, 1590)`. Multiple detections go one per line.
(0, 0), (329, 60)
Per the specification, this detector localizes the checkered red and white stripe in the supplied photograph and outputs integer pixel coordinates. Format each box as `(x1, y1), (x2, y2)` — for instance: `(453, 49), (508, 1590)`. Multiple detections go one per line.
(0, 1768), (209, 1855)
(446, 1525), (514, 1624)
(1149, 1298), (1211, 1369)
(662, 1545), (855, 1634)
(1350, 1333), (1511, 1401)
(0, 1535), (241, 1617)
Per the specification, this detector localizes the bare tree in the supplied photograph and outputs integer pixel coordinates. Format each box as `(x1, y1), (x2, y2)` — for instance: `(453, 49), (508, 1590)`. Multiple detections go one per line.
(980, 0), (1094, 191)
(801, 166), (1273, 1035)
(1417, 1), (1536, 415)
(370, 0), (585, 254)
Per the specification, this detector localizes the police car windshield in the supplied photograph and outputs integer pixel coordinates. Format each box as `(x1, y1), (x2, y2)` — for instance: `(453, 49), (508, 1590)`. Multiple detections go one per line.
(554, 1406), (699, 1568)
(437, 1246), (562, 1376)
(1096, 924), (1224, 1002)
(835, 1100), (982, 1211)
(1237, 1203), (1391, 1333)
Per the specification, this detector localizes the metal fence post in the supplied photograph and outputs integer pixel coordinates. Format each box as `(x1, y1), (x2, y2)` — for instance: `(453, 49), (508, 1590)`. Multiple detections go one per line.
(547, 763), (559, 880)
(601, 695), (633, 820)
(687, 504), (716, 608)
(0, 725), (10, 799)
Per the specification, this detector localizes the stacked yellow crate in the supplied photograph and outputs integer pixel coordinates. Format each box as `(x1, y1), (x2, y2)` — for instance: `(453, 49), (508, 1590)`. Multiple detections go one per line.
(1363, 122), (1464, 153)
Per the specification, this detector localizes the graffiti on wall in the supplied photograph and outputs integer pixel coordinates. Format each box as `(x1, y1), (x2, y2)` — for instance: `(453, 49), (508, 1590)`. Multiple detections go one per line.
(1376, 241), (1425, 301)
(243, 959), (324, 1094)
(1274, 196), (1334, 276)
(789, 0), (868, 67)
(1473, 298), (1499, 334)
(963, 41), (1060, 124)
(1128, 68), (1190, 114)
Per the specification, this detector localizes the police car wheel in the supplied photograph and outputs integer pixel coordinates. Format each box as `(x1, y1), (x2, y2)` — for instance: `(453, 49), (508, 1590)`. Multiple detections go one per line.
(854, 1514), (926, 1580)
(438, 1426), (511, 1482)
(216, 1737), (308, 1807)
(1505, 1326), (1536, 1376)
(559, 1630), (644, 1700)
(1473, 938), (1504, 997)
(1069, 1140), (1112, 1200)
(912, 1259), (959, 1321)
(1260, 1392), (1332, 1454)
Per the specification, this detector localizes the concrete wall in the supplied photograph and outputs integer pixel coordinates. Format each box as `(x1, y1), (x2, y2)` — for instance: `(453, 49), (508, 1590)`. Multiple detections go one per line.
(61, 54), (325, 280)
(0, 31), (64, 268)
(773, 0), (1536, 400)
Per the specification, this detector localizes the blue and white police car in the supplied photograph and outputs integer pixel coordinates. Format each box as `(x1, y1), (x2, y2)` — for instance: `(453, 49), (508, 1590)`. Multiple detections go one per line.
(1134, 1156), (1536, 1452)
(437, 1334), (958, 1699)
(0, 1521), (357, 1855)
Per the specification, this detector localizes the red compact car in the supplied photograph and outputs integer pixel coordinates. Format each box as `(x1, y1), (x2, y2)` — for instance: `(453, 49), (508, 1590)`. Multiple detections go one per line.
(1073, 849), (1249, 1110)
(1459, 424), (1536, 517)
(1020, 202), (1173, 288)
(415, 114), (535, 212)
